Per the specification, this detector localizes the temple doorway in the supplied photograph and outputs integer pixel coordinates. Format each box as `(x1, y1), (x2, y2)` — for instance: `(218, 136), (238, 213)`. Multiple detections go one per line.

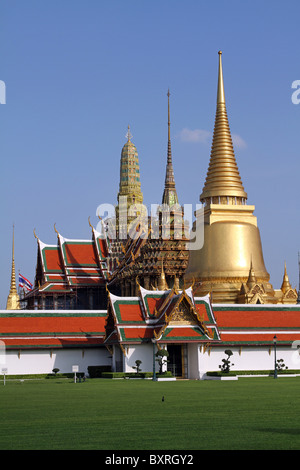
(167, 345), (187, 378)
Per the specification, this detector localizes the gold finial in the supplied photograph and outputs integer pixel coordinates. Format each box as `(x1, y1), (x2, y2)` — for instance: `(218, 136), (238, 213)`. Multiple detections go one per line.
(6, 224), (20, 310)
(88, 216), (94, 229)
(33, 228), (38, 240)
(217, 50), (225, 104)
(126, 124), (132, 142)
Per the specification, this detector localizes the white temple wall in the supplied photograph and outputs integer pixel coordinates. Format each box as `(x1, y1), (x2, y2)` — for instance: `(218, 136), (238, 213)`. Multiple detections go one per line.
(2, 343), (300, 378)
(199, 345), (299, 377)
(124, 344), (158, 374)
(2, 348), (111, 376)
(187, 343), (200, 379)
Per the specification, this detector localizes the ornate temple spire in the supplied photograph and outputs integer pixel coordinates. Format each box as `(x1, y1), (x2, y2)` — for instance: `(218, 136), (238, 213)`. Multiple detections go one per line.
(162, 90), (179, 207)
(246, 259), (257, 289)
(116, 126), (144, 238)
(200, 51), (247, 204)
(281, 262), (292, 294)
(6, 225), (20, 310)
(158, 258), (168, 291)
(118, 125), (142, 198)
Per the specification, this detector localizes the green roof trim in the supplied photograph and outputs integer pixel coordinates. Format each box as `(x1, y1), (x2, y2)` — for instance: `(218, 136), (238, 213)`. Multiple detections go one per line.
(0, 311), (107, 318)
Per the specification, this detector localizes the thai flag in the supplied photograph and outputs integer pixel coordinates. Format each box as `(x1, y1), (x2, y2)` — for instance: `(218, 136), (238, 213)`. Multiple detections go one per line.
(19, 274), (33, 291)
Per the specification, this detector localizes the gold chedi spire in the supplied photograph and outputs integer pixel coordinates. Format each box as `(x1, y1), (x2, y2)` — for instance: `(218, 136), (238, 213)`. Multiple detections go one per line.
(200, 51), (247, 204)
(185, 51), (275, 304)
(6, 225), (20, 310)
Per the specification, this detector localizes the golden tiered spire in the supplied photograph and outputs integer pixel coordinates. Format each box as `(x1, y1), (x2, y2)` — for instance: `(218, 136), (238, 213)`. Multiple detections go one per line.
(6, 225), (20, 310)
(200, 51), (247, 204)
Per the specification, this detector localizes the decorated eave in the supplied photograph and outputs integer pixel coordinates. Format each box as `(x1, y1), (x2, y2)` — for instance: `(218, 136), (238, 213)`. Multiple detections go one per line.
(104, 285), (220, 351)
(26, 224), (111, 296)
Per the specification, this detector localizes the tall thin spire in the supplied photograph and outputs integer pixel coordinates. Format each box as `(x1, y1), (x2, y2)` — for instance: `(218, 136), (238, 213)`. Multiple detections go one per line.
(162, 89), (179, 207)
(6, 225), (20, 310)
(200, 51), (247, 204)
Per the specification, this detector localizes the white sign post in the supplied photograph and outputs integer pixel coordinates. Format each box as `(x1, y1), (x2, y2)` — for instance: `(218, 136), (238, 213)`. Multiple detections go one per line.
(72, 365), (79, 383)
(2, 368), (8, 386)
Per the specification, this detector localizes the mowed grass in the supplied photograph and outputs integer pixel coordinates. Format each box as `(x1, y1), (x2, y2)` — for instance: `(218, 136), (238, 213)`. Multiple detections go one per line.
(1, 377), (300, 450)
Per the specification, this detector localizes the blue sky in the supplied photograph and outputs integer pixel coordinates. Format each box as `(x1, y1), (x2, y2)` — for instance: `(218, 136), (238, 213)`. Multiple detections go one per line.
(1, 0), (299, 308)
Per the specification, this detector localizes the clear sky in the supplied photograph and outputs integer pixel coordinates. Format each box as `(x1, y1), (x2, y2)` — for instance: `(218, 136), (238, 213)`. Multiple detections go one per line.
(1, 0), (299, 308)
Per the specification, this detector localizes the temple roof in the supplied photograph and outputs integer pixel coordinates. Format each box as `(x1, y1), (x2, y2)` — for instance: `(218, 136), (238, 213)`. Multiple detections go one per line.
(105, 286), (219, 346)
(214, 304), (300, 345)
(2, 301), (300, 351)
(0, 310), (107, 349)
(27, 226), (110, 296)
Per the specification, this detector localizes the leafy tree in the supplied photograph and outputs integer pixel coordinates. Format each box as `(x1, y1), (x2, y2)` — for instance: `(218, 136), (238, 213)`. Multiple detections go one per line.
(155, 349), (169, 374)
(52, 368), (60, 375)
(219, 350), (234, 373)
(132, 360), (142, 374)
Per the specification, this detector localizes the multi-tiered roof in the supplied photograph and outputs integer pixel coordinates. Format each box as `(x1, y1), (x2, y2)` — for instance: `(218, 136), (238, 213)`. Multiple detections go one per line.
(105, 286), (219, 351)
(24, 224), (110, 307)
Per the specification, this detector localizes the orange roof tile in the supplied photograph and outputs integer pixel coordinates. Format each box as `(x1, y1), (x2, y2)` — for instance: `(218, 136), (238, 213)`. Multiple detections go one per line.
(214, 308), (300, 329)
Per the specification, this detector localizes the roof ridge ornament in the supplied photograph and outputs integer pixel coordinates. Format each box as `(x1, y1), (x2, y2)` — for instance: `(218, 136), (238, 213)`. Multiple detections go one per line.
(88, 216), (94, 230)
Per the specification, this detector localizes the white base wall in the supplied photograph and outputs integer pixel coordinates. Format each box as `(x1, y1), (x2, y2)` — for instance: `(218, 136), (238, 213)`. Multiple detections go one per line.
(124, 344), (158, 374)
(199, 345), (300, 377)
(3, 344), (299, 378)
(2, 348), (112, 376)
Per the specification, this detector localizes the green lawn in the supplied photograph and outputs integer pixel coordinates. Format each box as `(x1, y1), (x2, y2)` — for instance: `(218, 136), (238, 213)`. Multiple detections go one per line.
(1, 377), (300, 450)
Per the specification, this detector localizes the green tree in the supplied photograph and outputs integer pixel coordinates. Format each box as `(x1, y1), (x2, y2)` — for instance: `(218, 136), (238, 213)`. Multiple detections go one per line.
(155, 349), (169, 374)
(132, 360), (142, 374)
(219, 350), (234, 373)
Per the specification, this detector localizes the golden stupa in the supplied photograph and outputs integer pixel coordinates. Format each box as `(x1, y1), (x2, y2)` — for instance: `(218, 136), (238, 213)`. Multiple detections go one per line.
(185, 52), (297, 304)
(6, 225), (20, 310)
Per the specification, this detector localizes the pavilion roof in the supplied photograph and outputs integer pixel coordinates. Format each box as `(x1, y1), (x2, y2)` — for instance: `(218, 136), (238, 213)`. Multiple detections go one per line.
(105, 286), (219, 348)
(26, 226), (110, 297)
